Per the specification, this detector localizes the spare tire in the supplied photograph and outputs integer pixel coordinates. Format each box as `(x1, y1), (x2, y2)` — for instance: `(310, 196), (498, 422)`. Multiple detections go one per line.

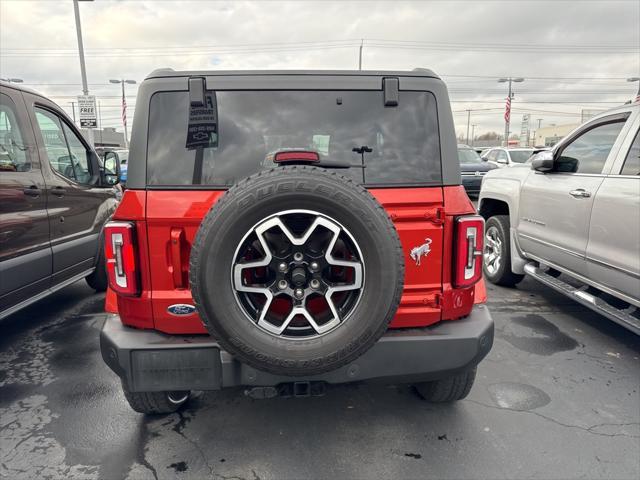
(190, 166), (404, 376)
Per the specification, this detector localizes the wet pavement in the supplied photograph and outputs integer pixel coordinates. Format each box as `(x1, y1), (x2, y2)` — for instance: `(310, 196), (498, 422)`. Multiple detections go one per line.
(1, 278), (639, 479)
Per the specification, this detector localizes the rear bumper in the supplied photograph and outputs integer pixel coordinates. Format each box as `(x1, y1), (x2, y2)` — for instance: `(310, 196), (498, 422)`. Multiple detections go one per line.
(101, 305), (494, 392)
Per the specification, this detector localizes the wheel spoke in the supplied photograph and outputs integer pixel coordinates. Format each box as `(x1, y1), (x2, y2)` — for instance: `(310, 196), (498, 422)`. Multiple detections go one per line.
(232, 210), (364, 338)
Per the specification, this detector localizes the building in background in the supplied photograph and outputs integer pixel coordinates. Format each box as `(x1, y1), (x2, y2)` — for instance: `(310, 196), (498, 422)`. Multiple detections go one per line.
(534, 123), (580, 147)
(80, 127), (125, 148)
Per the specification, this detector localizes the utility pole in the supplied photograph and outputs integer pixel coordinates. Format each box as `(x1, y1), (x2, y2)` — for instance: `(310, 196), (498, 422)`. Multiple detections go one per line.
(465, 109), (471, 145)
(98, 100), (103, 145)
(70, 102), (76, 123)
(73, 0), (94, 146)
(358, 39), (363, 70)
(498, 77), (524, 147)
(534, 118), (543, 146)
(471, 124), (477, 147)
(627, 77), (640, 102)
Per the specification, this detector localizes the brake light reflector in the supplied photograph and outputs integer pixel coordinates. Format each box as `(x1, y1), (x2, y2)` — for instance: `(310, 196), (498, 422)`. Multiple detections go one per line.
(104, 221), (140, 296)
(454, 215), (484, 288)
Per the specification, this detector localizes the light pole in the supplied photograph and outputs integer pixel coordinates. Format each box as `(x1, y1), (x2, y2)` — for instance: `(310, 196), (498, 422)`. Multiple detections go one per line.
(0, 77), (23, 83)
(358, 39), (363, 70)
(498, 77), (524, 146)
(465, 109), (471, 145)
(109, 79), (136, 148)
(73, 0), (94, 146)
(69, 102), (77, 123)
(628, 77), (640, 102)
(534, 118), (543, 146)
(471, 124), (477, 147)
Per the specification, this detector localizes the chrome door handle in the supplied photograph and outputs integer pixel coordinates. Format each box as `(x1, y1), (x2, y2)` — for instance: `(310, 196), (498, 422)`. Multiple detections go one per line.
(569, 189), (591, 198)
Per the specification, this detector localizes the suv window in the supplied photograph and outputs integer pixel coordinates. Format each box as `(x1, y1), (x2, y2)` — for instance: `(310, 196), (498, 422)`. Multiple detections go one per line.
(147, 90), (442, 187)
(621, 130), (639, 176)
(35, 108), (92, 184)
(458, 148), (482, 164)
(556, 120), (626, 174)
(496, 150), (508, 163)
(0, 94), (30, 172)
(509, 150), (533, 163)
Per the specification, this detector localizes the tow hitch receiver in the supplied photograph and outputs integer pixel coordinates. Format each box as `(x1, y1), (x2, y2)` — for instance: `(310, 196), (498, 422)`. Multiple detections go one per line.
(244, 381), (327, 399)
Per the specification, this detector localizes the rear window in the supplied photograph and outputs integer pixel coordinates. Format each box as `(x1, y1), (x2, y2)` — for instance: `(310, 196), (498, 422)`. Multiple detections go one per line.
(509, 150), (534, 163)
(146, 90), (441, 187)
(458, 148), (482, 164)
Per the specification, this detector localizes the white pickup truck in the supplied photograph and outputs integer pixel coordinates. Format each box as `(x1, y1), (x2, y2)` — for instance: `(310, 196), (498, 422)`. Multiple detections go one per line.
(479, 103), (640, 334)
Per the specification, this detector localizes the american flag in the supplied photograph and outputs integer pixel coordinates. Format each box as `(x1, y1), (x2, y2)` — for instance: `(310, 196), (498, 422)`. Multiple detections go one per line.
(121, 88), (127, 131)
(504, 95), (511, 123)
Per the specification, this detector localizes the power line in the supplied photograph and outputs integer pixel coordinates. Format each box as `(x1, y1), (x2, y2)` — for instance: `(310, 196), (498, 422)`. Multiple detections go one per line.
(2, 38), (637, 58)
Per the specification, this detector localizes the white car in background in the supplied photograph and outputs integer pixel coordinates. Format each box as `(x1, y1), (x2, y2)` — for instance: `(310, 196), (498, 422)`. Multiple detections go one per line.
(482, 147), (538, 167)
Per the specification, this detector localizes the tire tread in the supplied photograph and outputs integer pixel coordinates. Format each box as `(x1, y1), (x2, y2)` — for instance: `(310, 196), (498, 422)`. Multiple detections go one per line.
(122, 383), (188, 414)
(415, 368), (477, 402)
(484, 215), (524, 287)
(189, 165), (405, 376)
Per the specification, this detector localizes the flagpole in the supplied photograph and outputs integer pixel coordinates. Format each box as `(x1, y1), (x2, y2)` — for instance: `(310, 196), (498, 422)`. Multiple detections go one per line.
(121, 81), (128, 148)
(109, 78), (136, 149)
(498, 77), (524, 146)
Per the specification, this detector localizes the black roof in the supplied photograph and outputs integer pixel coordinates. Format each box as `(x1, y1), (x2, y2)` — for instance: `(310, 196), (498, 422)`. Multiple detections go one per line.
(0, 80), (46, 98)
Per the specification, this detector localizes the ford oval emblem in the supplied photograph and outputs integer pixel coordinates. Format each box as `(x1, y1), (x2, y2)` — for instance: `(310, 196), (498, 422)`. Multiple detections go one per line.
(167, 304), (196, 316)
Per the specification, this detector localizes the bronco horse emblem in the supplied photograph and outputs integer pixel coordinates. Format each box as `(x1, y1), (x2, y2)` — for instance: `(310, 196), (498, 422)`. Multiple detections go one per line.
(410, 238), (432, 266)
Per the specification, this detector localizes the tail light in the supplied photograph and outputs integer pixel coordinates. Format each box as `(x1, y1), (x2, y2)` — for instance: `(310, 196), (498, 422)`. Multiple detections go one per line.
(104, 221), (140, 296)
(271, 150), (320, 164)
(454, 215), (484, 288)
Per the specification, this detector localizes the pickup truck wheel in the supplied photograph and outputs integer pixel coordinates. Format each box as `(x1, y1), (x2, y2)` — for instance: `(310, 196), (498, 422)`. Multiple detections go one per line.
(190, 166), (404, 377)
(85, 243), (108, 292)
(483, 215), (524, 287)
(122, 383), (190, 414)
(414, 368), (477, 402)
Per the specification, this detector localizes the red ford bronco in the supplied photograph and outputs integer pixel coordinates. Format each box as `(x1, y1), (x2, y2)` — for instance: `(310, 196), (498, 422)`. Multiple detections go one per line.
(100, 69), (493, 414)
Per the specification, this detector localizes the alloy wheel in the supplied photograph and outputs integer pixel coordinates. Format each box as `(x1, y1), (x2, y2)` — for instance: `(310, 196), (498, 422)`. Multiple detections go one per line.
(231, 210), (365, 339)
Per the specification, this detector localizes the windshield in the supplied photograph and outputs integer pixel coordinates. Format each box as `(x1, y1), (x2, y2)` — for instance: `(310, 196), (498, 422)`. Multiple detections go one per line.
(458, 148), (483, 164)
(147, 90), (442, 187)
(509, 149), (534, 163)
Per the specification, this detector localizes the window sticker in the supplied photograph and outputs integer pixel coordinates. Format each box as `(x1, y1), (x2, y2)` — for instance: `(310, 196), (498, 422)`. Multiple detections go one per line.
(186, 93), (218, 150)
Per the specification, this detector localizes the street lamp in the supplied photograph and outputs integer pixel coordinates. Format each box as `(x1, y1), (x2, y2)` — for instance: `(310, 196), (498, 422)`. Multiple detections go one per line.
(109, 79), (136, 148)
(628, 77), (640, 102)
(498, 77), (524, 146)
(1, 78), (23, 83)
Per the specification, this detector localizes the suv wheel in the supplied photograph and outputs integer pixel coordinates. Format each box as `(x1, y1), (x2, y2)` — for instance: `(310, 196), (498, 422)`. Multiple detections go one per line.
(190, 166), (404, 377)
(122, 382), (190, 414)
(482, 215), (524, 287)
(414, 368), (476, 402)
(86, 243), (108, 292)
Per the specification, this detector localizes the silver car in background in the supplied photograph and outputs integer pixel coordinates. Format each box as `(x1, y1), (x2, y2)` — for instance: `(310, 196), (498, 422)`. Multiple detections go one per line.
(479, 102), (640, 334)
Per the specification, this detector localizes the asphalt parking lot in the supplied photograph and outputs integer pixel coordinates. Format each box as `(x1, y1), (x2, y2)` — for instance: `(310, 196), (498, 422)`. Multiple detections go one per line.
(1, 278), (638, 480)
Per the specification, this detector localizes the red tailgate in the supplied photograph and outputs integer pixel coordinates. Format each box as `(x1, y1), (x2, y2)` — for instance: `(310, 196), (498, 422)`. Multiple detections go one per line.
(143, 187), (444, 334)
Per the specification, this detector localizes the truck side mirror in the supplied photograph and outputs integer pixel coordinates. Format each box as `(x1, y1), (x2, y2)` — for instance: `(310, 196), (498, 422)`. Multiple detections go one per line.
(103, 151), (121, 186)
(531, 150), (554, 172)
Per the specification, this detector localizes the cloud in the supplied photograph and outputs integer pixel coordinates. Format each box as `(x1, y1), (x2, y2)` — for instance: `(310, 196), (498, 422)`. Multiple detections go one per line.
(1, 0), (638, 136)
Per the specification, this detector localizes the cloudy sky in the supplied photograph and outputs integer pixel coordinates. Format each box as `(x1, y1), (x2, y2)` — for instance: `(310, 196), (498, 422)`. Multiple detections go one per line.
(1, 0), (639, 140)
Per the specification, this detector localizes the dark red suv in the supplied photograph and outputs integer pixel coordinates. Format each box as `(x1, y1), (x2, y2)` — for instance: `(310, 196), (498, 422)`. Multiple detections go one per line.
(100, 69), (493, 414)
